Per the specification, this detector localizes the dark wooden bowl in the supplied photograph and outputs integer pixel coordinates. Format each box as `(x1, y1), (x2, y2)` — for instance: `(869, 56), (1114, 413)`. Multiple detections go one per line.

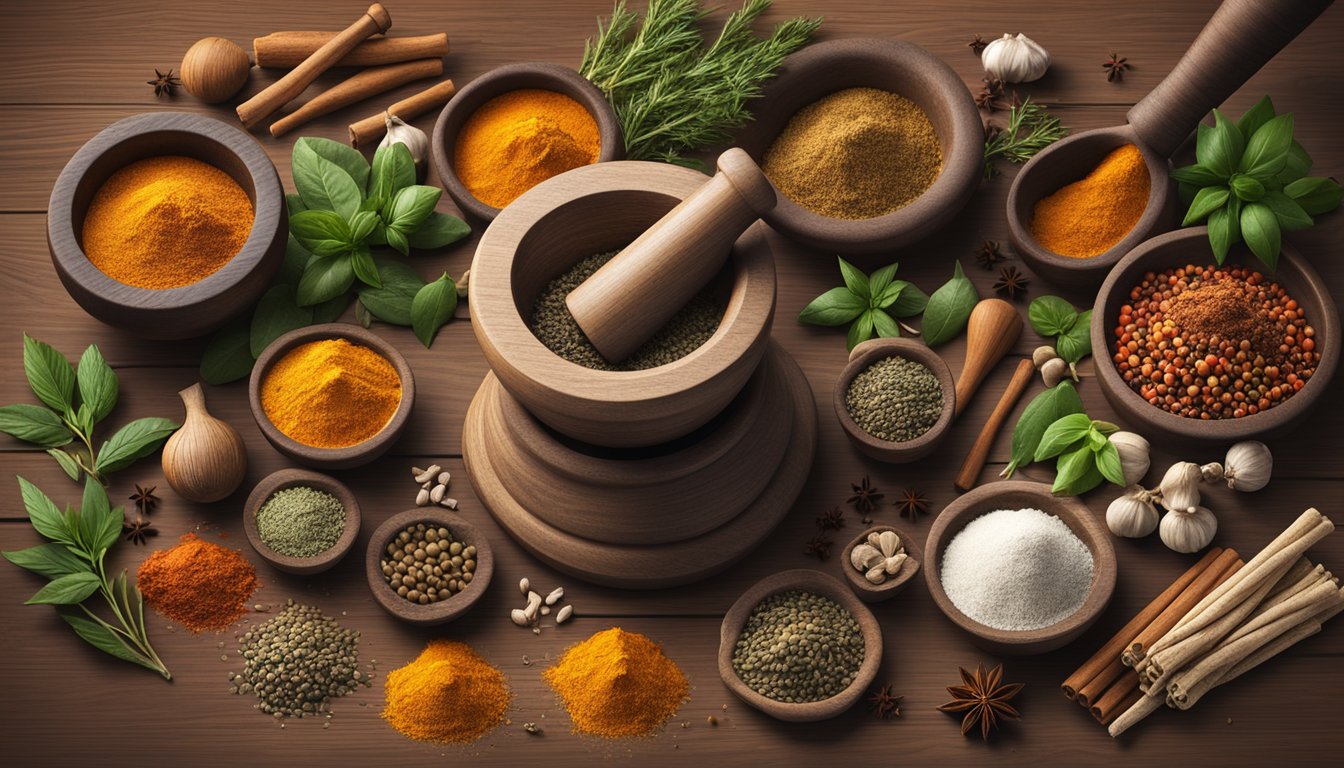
(834, 338), (955, 463)
(248, 323), (415, 469)
(1091, 228), (1339, 445)
(47, 112), (287, 339)
(840, 525), (922, 603)
(242, 469), (360, 576)
(430, 62), (623, 222)
(923, 481), (1117, 655)
(365, 508), (494, 626)
(718, 569), (882, 722)
(735, 38), (982, 255)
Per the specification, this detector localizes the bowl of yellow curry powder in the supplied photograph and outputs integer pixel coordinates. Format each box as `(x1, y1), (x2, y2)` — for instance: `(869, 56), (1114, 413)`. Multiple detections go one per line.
(47, 112), (287, 339)
(250, 324), (414, 469)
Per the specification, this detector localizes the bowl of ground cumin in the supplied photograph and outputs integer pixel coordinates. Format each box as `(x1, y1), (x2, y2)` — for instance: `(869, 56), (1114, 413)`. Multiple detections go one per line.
(735, 38), (982, 254)
(47, 112), (287, 339)
(1092, 228), (1338, 443)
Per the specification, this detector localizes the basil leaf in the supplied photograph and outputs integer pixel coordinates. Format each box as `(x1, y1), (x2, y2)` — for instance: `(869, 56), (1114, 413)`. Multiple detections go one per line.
(23, 335), (75, 416)
(75, 345), (118, 425)
(1095, 441), (1126, 486)
(1057, 460), (1106, 497)
(1200, 110), (1243, 179)
(292, 143), (363, 219)
(285, 193), (308, 217)
(0, 404), (72, 448)
(290, 209), (351, 249)
(871, 309), (900, 339)
(1261, 191), (1313, 231)
(1034, 413), (1093, 461)
(837, 257), (870, 302)
(385, 225), (410, 256)
(249, 285), (313, 357)
(922, 261), (978, 347)
(1229, 174), (1265, 202)
(357, 260), (427, 326)
(26, 572), (101, 605)
(407, 212), (471, 251)
(348, 210), (380, 244)
(411, 273), (458, 348)
(1182, 186), (1229, 225)
(886, 282), (929, 318)
(94, 418), (178, 474)
(798, 287), (865, 326)
(1235, 96), (1276, 142)
(58, 607), (159, 671)
(1052, 444), (1096, 495)
(278, 235), (313, 286)
(867, 263), (898, 302)
(1170, 163), (1224, 188)
(295, 137), (370, 193)
(311, 294), (350, 325)
(1238, 113), (1293, 176)
(847, 310), (875, 351)
(1277, 140), (1312, 185)
(1027, 295), (1077, 338)
(1057, 309), (1092, 364)
(371, 142), (415, 203)
(350, 244), (381, 288)
(1284, 176), (1343, 216)
(1091, 419), (1120, 436)
(1086, 428), (1109, 452)
(1240, 202), (1281, 270)
(2, 543), (89, 579)
(297, 256), (355, 306)
(19, 476), (76, 546)
(200, 315), (255, 385)
(1003, 381), (1085, 477)
(79, 478), (120, 556)
(47, 448), (82, 481)
(388, 185), (442, 233)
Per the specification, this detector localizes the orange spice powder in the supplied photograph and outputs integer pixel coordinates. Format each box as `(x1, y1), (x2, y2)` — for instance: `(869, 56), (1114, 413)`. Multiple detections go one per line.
(1030, 143), (1150, 258)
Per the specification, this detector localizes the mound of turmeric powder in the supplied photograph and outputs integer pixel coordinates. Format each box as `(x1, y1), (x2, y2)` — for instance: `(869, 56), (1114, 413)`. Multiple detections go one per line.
(382, 640), (510, 743)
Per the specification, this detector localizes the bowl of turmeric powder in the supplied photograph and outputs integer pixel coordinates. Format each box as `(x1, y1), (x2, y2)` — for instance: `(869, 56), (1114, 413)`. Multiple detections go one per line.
(47, 112), (287, 339)
(431, 62), (623, 221)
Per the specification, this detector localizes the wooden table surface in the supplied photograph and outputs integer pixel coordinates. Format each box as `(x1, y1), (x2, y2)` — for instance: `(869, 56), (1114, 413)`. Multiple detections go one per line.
(2, 1), (1341, 765)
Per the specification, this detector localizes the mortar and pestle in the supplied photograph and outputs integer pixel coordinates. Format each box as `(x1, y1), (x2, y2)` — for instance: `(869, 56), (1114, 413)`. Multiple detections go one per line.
(464, 149), (817, 588)
(1006, 0), (1334, 289)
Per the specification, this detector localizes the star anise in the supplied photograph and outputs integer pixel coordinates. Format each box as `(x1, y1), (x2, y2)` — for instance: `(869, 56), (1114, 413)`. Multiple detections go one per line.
(815, 506), (846, 531)
(1103, 53), (1130, 82)
(975, 240), (1006, 270)
(994, 266), (1030, 301)
(130, 484), (160, 515)
(847, 476), (884, 514)
(967, 34), (988, 56)
(869, 684), (903, 719)
(804, 534), (833, 560)
(938, 663), (1023, 741)
(147, 68), (181, 97)
(974, 77), (1004, 112)
(123, 517), (158, 546)
(895, 487), (929, 522)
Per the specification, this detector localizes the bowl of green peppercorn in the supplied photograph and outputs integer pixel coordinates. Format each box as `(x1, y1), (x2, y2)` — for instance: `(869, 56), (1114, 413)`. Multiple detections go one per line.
(834, 337), (955, 463)
(243, 469), (361, 576)
(365, 508), (494, 626)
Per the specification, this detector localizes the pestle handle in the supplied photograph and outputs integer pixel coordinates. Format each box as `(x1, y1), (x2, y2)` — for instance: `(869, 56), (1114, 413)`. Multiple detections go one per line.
(953, 299), (1023, 420)
(1127, 0), (1334, 159)
(566, 148), (776, 364)
(955, 358), (1035, 492)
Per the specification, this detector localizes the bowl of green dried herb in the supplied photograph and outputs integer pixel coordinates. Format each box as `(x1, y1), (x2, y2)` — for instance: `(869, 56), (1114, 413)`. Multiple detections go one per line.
(243, 468), (361, 576)
(834, 338), (955, 463)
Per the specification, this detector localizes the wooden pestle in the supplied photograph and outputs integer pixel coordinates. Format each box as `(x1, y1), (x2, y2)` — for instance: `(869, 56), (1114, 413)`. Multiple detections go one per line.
(954, 357), (1034, 491)
(237, 3), (392, 129)
(270, 58), (443, 138)
(254, 31), (448, 69)
(565, 148), (776, 364)
(953, 299), (1024, 420)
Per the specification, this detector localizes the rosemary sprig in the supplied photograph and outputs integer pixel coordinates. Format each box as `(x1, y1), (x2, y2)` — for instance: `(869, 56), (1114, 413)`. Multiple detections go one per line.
(580, 0), (820, 166)
(983, 97), (1068, 178)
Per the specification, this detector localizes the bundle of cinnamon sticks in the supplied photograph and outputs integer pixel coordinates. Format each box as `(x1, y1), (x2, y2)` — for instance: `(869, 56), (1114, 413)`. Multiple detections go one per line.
(1062, 508), (1341, 738)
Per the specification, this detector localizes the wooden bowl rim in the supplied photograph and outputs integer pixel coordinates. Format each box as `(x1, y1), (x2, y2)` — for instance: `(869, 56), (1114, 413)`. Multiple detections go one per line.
(1089, 227), (1340, 442)
(248, 323), (415, 467)
(717, 569), (883, 722)
(922, 481), (1117, 649)
(242, 468), (361, 575)
(840, 524), (923, 601)
(430, 61), (624, 222)
(833, 337), (956, 460)
(364, 508), (495, 625)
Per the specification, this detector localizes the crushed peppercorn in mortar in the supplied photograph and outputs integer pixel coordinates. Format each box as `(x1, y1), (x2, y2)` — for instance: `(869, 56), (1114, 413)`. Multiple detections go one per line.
(1112, 264), (1317, 420)
(1031, 143), (1149, 258)
(260, 338), (401, 448)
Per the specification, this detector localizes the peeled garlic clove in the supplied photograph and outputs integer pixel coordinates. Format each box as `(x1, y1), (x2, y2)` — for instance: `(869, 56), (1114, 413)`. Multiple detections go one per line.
(1223, 440), (1273, 492)
(1159, 461), (1202, 513)
(876, 530), (902, 558)
(1032, 345), (1059, 369)
(1040, 357), (1068, 388)
(981, 33), (1051, 83)
(865, 564), (888, 585)
(1108, 431), (1151, 486)
(510, 609), (531, 627)
(884, 553), (908, 575)
(1159, 506), (1218, 553)
(851, 543), (884, 571)
(1106, 488), (1159, 538)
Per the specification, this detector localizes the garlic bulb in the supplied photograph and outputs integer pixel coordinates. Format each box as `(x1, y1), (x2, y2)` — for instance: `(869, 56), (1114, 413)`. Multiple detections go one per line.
(378, 113), (429, 176)
(1106, 486), (1160, 538)
(1223, 441), (1273, 492)
(981, 33), (1051, 83)
(1108, 431), (1151, 486)
(1158, 461), (1202, 513)
(161, 383), (247, 503)
(1159, 506), (1218, 553)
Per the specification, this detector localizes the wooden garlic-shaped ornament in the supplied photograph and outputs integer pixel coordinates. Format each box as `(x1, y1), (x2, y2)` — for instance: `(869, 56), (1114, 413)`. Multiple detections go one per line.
(161, 383), (247, 502)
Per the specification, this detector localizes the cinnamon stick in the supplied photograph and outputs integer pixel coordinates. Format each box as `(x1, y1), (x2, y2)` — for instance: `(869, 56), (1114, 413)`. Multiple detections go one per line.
(348, 79), (457, 148)
(270, 58), (443, 138)
(1094, 684), (1142, 725)
(1108, 693), (1163, 738)
(1122, 548), (1242, 667)
(955, 358), (1034, 491)
(255, 31), (448, 68)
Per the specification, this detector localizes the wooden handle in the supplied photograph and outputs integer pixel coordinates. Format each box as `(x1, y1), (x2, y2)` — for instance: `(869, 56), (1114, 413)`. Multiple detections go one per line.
(254, 31), (448, 68)
(566, 148), (776, 364)
(178, 382), (206, 414)
(270, 58), (442, 138)
(1127, 0), (1333, 158)
(953, 298), (1023, 419)
(954, 358), (1035, 491)
(349, 79), (457, 148)
(236, 3), (392, 129)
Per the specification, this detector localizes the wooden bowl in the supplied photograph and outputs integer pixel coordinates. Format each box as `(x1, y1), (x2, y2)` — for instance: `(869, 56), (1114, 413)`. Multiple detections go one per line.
(242, 469), (360, 576)
(718, 570), (883, 722)
(365, 508), (494, 626)
(470, 160), (776, 448)
(834, 338), (955, 463)
(1091, 228), (1340, 444)
(430, 62), (623, 222)
(923, 481), (1117, 655)
(1006, 125), (1178, 290)
(840, 525), (922, 603)
(248, 323), (415, 469)
(47, 112), (287, 339)
(735, 38), (982, 255)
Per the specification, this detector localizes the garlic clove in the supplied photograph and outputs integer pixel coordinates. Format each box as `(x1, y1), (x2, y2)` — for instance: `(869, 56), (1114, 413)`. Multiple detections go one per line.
(1032, 345), (1059, 369)
(876, 530), (902, 558)
(1159, 506), (1218, 553)
(1158, 461), (1202, 513)
(851, 543), (884, 571)
(1040, 357), (1068, 388)
(1108, 431), (1152, 486)
(865, 564), (888, 585)
(981, 33), (1051, 83)
(884, 552), (908, 575)
(1223, 440), (1273, 492)
(378, 113), (429, 178)
(161, 383), (245, 503)
(1106, 488), (1160, 538)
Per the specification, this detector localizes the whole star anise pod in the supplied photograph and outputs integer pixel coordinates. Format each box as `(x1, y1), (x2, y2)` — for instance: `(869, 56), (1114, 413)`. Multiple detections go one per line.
(130, 484), (160, 515)
(895, 487), (929, 522)
(123, 517), (158, 546)
(994, 266), (1030, 301)
(938, 663), (1023, 740)
(1103, 53), (1130, 82)
(804, 534), (833, 560)
(869, 684), (903, 719)
(147, 68), (181, 97)
(816, 506), (846, 531)
(847, 476), (884, 514)
(967, 34), (988, 56)
(975, 240), (1006, 270)
(974, 77), (1004, 112)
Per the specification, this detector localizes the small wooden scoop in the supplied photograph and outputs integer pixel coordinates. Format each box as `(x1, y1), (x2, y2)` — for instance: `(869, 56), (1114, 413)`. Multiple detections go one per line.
(953, 299), (1024, 419)
(565, 148), (776, 364)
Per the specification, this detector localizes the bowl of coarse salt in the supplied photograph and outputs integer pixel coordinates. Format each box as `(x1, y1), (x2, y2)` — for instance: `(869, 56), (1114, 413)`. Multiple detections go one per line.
(923, 481), (1117, 655)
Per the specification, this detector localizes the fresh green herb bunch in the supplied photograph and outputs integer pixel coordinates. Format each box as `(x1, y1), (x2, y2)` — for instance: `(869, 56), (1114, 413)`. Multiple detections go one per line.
(1173, 96), (1342, 270)
(798, 258), (929, 350)
(1033, 413), (1127, 496)
(3, 477), (171, 679)
(580, 0), (820, 166)
(1001, 380), (1084, 479)
(1028, 295), (1092, 380)
(0, 335), (177, 484)
(983, 97), (1068, 178)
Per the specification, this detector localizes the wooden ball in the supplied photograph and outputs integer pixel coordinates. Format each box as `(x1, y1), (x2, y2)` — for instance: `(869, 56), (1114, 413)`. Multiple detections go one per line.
(181, 37), (251, 104)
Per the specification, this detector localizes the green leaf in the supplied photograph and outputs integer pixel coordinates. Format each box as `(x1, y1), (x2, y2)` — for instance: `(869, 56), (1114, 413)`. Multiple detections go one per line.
(867, 263), (898, 303)
(81, 479), (121, 555)
(357, 260), (427, 326)
(847, 310), (875, 351)
(388, 185), (442, 233)
(292, 143), (363, 219)
(1052, 444), (1096, 495)
(22, 334), (75, 416)
(406, 212), (471, 251)
(370, 142), (415, 203)
(289, 209), (351, 249)
(1027, 295), (1078, 338)
(350, 244), (381, 288)
(1261, 191), (1313, 231)
(1240, 202), (1281, 270)
(199, 315), (255, 385)
(871, 309), (901, 339)
(279, 235), (313, 286)
(347, 210), (380, 244)
(1002, 382), (1085, 478)
(886, 282), (929, 318)
(1034, 413), (1093, 461)
(1182, 186), (1230, 225)
(1284, 176), (1343, 216)
(385, 225), (410, 256)
(1095, 441), (1126, 486)
(94, 417), (178, 474)
(1238, 113), (1294, 176)
(1235, 96), (1276, 142)
(1056, 458), (1106, 497)
(295, 137), (370, 193)
(285, 193), (308, 217)
(1229, 174), (1265, 202)
(249, 284), (313, 358)
(58, 608), (161, 672)
(798, 287), (865, 327)
(310, 294), (350, 325)
(47, 448), (82, 481)
(1200, 110), (1243, 179)
(1277, 141), (1312, 185)
(1091, 419), (1120, 436)
(411, 274), (458, 348)
(921, 261), (978, 347)
(837, 258), (870, 302)
(296, 256), (355, 306)
(75, 345), (118, 425)
(2, 543), (89, 579)
(25, 571), (100, 605)
(307, 239), (352, 258)
(18, 476), (73, 545)
(1057, 309), (1093, 364)
(0, 404), (72, 448)
(1170, 163), (1226, 188)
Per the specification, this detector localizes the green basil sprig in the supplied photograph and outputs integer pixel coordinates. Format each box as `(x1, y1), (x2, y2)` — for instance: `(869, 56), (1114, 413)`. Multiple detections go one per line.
(797, 258), (929, 350)
(0, 335), (177, 484)
(1033, 413), (1125, 496)
(1027, 295), (1092, 380)
(922, 261), (979, 347)
(1001, 380), (1084, 479)
(1172, 96), (1342, 270)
